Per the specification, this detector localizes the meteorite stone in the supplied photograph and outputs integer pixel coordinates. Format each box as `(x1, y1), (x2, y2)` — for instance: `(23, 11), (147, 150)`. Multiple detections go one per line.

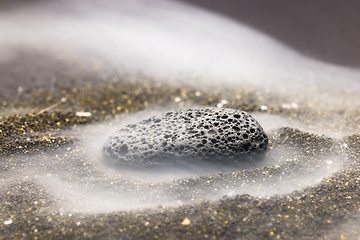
(102, 108), (268, 166)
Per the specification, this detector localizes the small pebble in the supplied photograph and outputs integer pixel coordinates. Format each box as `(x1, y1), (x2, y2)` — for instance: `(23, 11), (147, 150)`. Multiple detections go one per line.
(182, 217), (191, 226)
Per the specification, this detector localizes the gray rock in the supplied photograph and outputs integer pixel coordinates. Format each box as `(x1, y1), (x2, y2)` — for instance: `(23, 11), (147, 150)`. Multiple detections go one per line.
(102, 108), (268, 166)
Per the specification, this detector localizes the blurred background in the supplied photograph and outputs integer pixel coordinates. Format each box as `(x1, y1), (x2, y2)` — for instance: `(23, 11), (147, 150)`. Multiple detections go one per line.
(179, 0), (360, 67)
(0, 0), (359, 106)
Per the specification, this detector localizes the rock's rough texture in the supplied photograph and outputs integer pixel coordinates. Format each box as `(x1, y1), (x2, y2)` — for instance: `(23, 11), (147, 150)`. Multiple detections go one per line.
(102, 108), (268, 166)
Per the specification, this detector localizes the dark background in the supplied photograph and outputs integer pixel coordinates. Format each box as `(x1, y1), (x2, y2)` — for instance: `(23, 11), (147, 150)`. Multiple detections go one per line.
(178, 0), (360, 68)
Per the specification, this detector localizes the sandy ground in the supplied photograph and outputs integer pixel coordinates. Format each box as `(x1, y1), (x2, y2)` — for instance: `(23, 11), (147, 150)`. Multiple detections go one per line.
(0, 79), (359, 239)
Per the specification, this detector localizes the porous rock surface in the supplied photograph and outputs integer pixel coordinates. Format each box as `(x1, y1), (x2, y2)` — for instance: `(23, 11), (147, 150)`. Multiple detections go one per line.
(103, 108), (268, 166)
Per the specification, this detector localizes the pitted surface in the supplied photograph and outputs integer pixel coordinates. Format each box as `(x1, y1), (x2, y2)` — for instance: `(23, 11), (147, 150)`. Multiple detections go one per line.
(103, 108), (268, 166)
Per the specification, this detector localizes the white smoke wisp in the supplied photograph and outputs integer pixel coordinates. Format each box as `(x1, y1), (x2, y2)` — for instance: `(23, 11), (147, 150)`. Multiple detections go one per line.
(1, 0), (359, 97)
(0, 107), (344, 214)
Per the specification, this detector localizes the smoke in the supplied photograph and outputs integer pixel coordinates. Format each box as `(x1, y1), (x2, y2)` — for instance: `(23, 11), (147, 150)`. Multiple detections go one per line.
(1, 0), (359, 95)
(0, 109), (343, 213)
(0, 0), (359, 214)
